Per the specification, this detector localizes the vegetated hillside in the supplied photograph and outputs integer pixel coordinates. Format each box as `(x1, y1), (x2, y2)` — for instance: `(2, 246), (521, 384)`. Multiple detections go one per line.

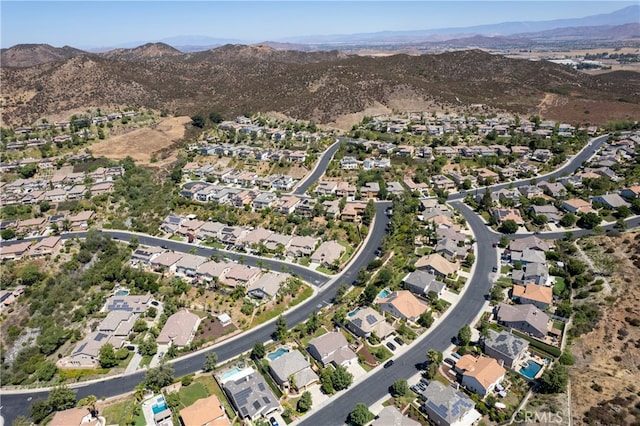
(1, 44), (639, 127)
(0, 43), (88, 67)
(100, 42), (183, 61)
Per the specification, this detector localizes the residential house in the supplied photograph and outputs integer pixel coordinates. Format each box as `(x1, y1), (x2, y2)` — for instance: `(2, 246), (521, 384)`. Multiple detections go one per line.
(386, 181), (405, 197)
(530, 205), (563, 224)
(492, 208), (524, 225)
(67, 331), (122, 368)
(511, 262), (549, 286)
(532, 149), (553, 162)
(44, 188), (67, 203)
(496, 303), (550, 339)
(179, 395), (231, 426)
(222, 264), (261, 288)
(49, 407), (101, 426)
(252, 192), (278, 210)
(287, 236), (318, 257)
(591, 193), (630, 210)
(510, 248), (546, 265)
(362, 182), (380, 199)
(263, 233), (292, 252)
(0, 241), (32, 261)
(268, 350), (319, 390)
(420, 381), (481, 426)
(431, 175), (455, 191)
(435, 238), (467, 261)
(104, 293), (153, 314)
(372, 406), (420, 426)
(68, 211), (94, 230)
(455, 355), (506, 397)
(196, 261), (231, 286)
(307, 331), (357, 367)
(340, 201), (368, 222)
(376, 290), (429, 322)
(335, 181), (357, 199)
(98, 310), (136, 336)
(29, 236), (62, 258)
(621, 186), (640, 200)
(238, 227), (272, 249)
(402, 270), (446, 297)
(91, 181), (115, 196)
(175, 254), (206, 277)
(150, 252), (183, 272)
(131, 246), (164, 266)
(66, 185), (87, 200)
(156, 310), (200, 347)
(561, 198), (595, 214)
(340, 156), (360, 170)
(346, 306), (394, 339)
(223, 373), (280, 421)
(512, 283), (553, 309)
(518, 185), (544, 199)
(315, 181), (338, 196)
(538, 181), (567, 199)
(310, 240), (345, 266)
(509, 235), (550, 254)
(247, 272), (288, 300)
(482, 329), (529, 369)
(178, 219), (205, 237)
(16, 217), (46, 234)
(196, 221), (225, 241)
(275, 195), (301, 215)
(414, 253), (459, 278)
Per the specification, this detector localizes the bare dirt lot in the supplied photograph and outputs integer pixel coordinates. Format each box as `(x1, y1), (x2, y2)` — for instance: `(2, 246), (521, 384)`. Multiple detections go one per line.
(569, 230), (640, 425)
(90, 116), (190, 166)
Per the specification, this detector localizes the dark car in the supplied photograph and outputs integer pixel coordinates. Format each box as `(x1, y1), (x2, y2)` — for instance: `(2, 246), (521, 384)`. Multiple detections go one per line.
(384, 359), (394, 368)
(492, 266), (498, 272)
(161, 244), (168, 249)
(386, 342), (396, 351)
(394, 336), (404, 346)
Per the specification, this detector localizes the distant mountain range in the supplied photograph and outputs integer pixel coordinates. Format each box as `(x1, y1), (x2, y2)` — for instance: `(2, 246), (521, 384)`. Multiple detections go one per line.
(70, 5), (640, 52)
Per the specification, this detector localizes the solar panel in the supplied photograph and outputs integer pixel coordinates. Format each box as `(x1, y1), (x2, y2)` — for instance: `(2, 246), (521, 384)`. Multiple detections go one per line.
(258, 383), (265, 391)
(253, 401), (261, 410)
(263, 397), (270, 404)
(366, 314), (377, 325)
(235, 388), (251, 406)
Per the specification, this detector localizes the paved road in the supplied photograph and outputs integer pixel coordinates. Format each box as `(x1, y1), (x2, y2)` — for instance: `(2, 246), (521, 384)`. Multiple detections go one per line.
(293, 138), (343, 196)
(449, 134), (611, 201)
(300, 200), (498, 425)
(0, 202), (391, 425)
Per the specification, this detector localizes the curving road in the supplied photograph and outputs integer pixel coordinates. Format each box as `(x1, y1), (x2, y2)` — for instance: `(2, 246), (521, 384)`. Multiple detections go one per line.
(293, 138), (343, 196)
(0, 132), (621, 423)
(0, 202), (391, 425)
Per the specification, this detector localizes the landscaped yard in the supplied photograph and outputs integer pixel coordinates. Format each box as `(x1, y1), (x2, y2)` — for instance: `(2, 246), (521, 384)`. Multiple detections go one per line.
(250, 285), (313, 326)
(101, 399), (139, 426)
(552, 277), (566, 295)
(178, 382), (209, 407)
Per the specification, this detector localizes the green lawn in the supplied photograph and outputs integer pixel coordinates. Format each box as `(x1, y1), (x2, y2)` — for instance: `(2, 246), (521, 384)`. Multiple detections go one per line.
(367, 344), (392, 362)
(415, 246), (433, 256)
(316, 265), (335, 275)
(251, 285), (313, 326)
(553, 277), (566, 295)
(102, 399), (138, 426)
(202, 241), (226, 249)
(179, 382), (209, 407)
(338, 241), (354, 263)
(169, 235), (184, 241)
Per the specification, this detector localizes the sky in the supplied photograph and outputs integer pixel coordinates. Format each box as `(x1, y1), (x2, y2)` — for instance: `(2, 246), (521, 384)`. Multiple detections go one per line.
(1, 1), (637, 49)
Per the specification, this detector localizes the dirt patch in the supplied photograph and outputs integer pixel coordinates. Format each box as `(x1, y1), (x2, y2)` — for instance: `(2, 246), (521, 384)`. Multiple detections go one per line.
(195, 317), (238, 343)
(569, 230), (640, 425)
(90, 116), (190, 166)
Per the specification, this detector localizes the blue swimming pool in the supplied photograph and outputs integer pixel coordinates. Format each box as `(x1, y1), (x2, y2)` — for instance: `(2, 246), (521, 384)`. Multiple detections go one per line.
(519, 360), (543, 379)
(151, 396), (167, 414)
(378, 289), (391, 299)
(114, 289), (129, 296)
(347, 308), (361, 318)
(267, 348), (289, 361)
(222, 367), (241, 380)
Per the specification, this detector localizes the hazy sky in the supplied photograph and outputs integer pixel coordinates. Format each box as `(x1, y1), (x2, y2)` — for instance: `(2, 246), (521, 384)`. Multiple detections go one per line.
(1, 1), (637, 49)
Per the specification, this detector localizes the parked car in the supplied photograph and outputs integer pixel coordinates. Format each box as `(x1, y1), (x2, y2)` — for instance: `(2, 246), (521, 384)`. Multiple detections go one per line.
(384, 360), (394, 368)
(386, 342), (396, 351)
(492, 266), (498, 272)
(393, 336), (404, 346)
(269, 417), (279, 426)
(450, 352), (461, 360)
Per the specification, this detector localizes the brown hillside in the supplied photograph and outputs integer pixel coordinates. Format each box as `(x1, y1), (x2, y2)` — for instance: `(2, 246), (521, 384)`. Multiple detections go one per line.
(1, 45), (639, 127)
(0, 43), (88, 68)
(100, 42), (183, 61)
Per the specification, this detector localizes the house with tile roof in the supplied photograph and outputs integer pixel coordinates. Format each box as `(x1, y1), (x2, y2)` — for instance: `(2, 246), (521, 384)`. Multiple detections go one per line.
(402, 270), (446, 298)
(49, 407), (101, 426)
(223, 373), (280, 421)
(512, 283), (553, 309)
(307, 331), (357, 367)
(310, 240), (345, 266)
(179, 394), (231, 426)
(455, 355), (506, 397)
(156, 310), (200, 347)
(414, 253), (459, 278)
(268, 350), (319, 391)
(496, 303), (550, 339)
(376, 290), (429, 322)
(346, 306), (394, 339)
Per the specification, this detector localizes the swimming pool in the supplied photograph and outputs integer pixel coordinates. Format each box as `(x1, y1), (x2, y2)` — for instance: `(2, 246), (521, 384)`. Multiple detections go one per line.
(267, 348), (289, 361)
(222, 367), (241, 380)
(519, 360), (543, 379)
(378, 289), (391, 299)
(151, 396), (167, 414)
(347, 308), (361, 318)
(114, 289), (129, 296)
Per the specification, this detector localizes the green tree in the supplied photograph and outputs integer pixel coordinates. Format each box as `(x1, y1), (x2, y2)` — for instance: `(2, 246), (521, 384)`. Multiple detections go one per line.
(35, 361), (58, 382)
(457, 324), (472, 346)
(138, 339), (158, 357)
(99, 343), (119, 368)
(191, 114), (206, 128)
(30, 399), (52, 424)
(209, 111), (224, 124)
(203, 352), (219, 372)
(498, 219), (519, 234)
(77, 395), (98, 417)
(418, 311), (434, 328)
(390, 379), (410, 397)
(559, 350), (575, 366)
(48, 385), (76, 411)
(349, 403), (374, 426)
(362, 199), (376, 226)
(577, 212), (602, 229)
(251, 342), (266, 360)
(18, 263), (45, 286)
(320, 368), (335, 394)
(145, 363), (174, 392)
(539, 363), (568, 393)
(297, 391), (312, 412)
(305, 311), (320, 335)
(275, 315), (288, 342)
(480, 189), (493, 212)
(331, 365), (353, 391)
(498, 235), (510, 248)
(559, 212), (577, 228)
(1, 228), (15, 240)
